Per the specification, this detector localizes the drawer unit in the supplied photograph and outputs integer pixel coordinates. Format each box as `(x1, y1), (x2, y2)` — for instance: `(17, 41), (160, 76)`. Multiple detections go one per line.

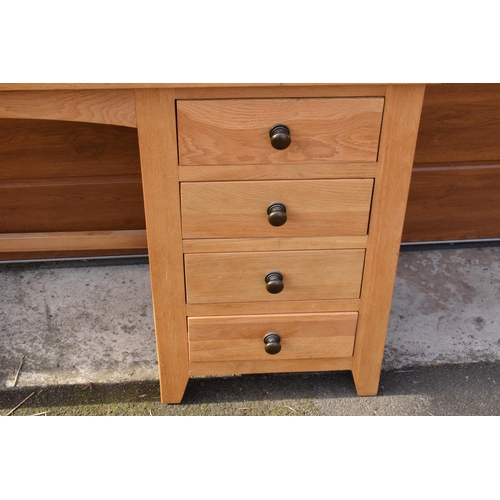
(134, 84), (425, 403)
(188, 312), (358, 363)
(180, 179), (374, 239)
(177, 98), (384, 165)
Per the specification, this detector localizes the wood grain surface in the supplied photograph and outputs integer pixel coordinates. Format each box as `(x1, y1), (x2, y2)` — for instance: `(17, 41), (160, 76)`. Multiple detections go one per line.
(188, 312), (357, 362)
(0, 83), (387, 94)
(185, 299), (361, 316)
(184, 249), (365, 304)
(3, 84), (500, 261)
(403, 164), (500, 241)
(178, 162), (377, 181)
(0, 248), (148, 261)
(352, 84), (425, 395)
(0, 119), (141, 181)
(0, 90), (136, 127)
(180, 179), (373, 238)
(135, 88), (189, 403)
(0, 230), (147, 253)
(414, 84), (500, 164)
(189, 357), (353, 376)
(177, 98), (384, 165)
(0, 118), (145, 249)
(0, 178), (145, 233)
(405, 83), (500, 241)
(183, 236), (368, 253)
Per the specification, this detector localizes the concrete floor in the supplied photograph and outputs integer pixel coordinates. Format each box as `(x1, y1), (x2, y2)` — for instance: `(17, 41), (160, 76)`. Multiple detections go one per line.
(386, 245), (500, 368)
(1, 244), (500, 403)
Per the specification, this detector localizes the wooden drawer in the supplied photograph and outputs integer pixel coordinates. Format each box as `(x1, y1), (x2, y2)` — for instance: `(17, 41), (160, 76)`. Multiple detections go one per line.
(188, 312), (357, 362)
(177, 98), (384, 166)
(181, 179), (374, 239)
(184, 249), (365, 304)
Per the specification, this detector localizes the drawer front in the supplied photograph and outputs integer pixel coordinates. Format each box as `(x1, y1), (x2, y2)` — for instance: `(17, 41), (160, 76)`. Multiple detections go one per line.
(188, 312), (357, 362)
(184, 249), (365, 304)
(177, 98), (384, 166)
(181, 179), (373, 239)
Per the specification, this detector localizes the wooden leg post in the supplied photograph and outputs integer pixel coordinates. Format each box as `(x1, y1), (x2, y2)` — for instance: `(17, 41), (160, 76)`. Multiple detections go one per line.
(135, 89), (189, 403)
(352, 84), (426, 395)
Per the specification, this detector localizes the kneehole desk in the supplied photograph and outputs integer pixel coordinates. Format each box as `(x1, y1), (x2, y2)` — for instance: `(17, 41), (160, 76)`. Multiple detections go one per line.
(0, 84), (426, 403)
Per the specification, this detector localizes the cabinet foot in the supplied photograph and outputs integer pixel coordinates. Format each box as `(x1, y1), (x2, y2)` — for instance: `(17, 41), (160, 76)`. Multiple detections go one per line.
(159, 374), (190, 404)
(351, 370), (381, 397)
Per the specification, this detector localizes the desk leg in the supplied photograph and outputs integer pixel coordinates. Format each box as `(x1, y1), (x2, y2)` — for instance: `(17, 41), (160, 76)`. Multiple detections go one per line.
(352, 84), (426, 396)
(135, 89), (189, 403)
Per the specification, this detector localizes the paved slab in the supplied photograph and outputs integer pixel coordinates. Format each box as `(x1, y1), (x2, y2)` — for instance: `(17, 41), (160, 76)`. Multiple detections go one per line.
(386, 245), (500, 368)
(0, 259), (157, 388)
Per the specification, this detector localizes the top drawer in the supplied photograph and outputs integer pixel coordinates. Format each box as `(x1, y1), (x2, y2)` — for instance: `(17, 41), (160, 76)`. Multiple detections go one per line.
(177, 98), (384, 166)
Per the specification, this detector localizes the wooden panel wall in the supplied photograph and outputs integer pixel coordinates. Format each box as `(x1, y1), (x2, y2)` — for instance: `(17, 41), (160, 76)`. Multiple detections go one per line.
(403, 84), (500, 242)
(1, 84), (500, 260)
(0, 119), (146, 259)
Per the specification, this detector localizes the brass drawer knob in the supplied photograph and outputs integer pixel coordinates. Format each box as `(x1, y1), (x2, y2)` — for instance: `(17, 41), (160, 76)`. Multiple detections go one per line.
(267, 202), (287, 226)
(269, 124), (291, 150)
(264, 333), (281, 354)
(265, 272), (284, 294)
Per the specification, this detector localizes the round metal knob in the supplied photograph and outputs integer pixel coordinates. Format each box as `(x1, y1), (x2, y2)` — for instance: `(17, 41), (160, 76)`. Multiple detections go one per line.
(265, 272), (284, 294)
(267, 203), (287, 227)
(264, 333), (281, 354)
(269, 124), (291, 150)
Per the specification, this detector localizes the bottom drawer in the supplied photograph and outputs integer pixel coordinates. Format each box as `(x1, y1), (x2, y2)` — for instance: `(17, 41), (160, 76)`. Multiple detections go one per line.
(188, 312), (357, 363)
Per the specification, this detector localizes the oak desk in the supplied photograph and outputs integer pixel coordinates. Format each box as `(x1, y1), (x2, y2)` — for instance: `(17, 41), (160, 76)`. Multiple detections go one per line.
(0, 84), (425, 403)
